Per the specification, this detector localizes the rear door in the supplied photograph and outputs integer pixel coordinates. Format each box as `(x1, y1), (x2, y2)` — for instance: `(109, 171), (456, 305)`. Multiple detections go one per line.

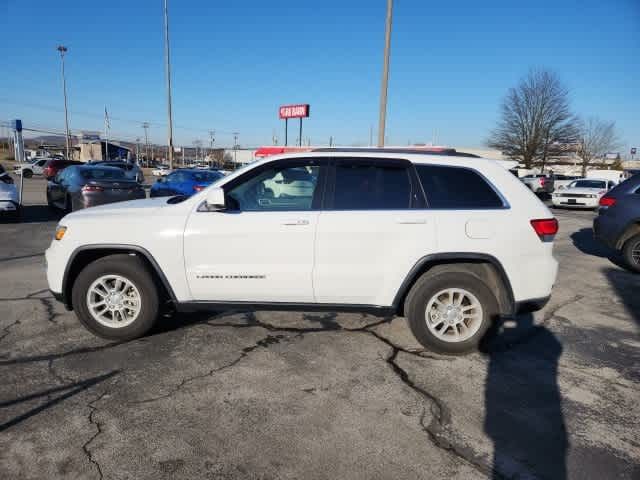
(313, 158), (434, 306)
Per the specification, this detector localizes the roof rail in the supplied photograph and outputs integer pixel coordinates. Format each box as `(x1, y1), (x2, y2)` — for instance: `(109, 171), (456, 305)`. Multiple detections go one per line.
(310, 147), (480, 158)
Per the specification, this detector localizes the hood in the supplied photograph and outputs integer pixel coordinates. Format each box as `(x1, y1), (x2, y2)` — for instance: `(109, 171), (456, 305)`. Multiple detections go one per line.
(64, 196), (169, 220)
(560, 187), (606, 196)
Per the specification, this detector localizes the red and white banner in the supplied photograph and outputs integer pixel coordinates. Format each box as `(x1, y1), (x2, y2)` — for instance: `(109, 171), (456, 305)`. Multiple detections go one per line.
(279, 104), (310, 119)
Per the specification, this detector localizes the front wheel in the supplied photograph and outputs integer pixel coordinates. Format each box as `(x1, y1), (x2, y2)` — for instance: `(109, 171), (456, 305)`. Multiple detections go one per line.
(71, 254), (160, 340)
(405, 269), (497, 355)
(23, 169), (33, 178)
(622, 234), (640, 273)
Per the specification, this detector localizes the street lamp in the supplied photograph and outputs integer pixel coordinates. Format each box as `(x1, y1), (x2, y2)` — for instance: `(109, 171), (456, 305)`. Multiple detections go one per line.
(56, 45), (71, 159)
(377, 0), (393, 147)
(163, 0), (175, 170)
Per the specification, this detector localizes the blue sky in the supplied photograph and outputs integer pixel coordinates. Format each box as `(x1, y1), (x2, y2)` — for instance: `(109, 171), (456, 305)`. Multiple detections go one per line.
(1, 0), (638, 152)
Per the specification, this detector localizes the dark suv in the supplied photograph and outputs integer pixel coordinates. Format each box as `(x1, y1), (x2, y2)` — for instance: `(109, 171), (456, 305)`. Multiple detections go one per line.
(593, 174), (640, 272)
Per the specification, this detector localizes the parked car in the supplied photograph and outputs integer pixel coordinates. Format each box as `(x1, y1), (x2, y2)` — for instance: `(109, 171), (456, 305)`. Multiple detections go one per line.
(0, 164), (19, 220)
(552, 174), (581, 191)
(521, 174), (554, 193)
(551, 178), (615, 209)
(13, 157), (50, 178)
(47, 165), (146, 212)
(45, 150), (559, 354)
(89, 161), (145, 183)
(150, 169), (224, 198)
(593, 174), (640, 272)
(152, 165), (171, 176)
(43, 159), (83, 180)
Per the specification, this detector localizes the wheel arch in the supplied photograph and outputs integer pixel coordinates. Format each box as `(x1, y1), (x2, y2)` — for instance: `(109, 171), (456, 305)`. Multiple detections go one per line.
(392, 253), (515, 317)
(61, 244), (177, 310)
(615, 221), (640, 250)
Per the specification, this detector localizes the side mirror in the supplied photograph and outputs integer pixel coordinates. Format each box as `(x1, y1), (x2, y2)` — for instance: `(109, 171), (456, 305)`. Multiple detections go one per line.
(204, 187), (226, 211)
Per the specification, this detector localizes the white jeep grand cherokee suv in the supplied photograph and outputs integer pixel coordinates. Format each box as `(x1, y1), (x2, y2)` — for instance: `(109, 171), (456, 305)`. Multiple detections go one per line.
(46, 150), (558, 354)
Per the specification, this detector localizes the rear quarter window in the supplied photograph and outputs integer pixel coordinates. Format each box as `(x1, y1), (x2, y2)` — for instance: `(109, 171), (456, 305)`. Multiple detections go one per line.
(416, 165), (504, 209)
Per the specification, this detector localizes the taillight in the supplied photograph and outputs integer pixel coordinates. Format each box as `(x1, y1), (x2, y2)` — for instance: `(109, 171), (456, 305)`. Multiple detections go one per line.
(82, 184), (104, 192)
(540, 177), (546, 186)
(599, 196), (616, 207)
(530, 218), (558, 241)
(193, 185), (206, 192)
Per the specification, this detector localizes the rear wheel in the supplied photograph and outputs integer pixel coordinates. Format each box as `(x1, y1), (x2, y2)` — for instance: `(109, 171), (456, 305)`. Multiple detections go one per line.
(622, 234), (640, 273)
(72, 254), (160, 340)
(405, 268), (498, 355)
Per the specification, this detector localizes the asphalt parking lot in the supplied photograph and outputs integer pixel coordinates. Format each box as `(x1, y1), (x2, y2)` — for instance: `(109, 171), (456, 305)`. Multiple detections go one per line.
(1, 176), (638, 479)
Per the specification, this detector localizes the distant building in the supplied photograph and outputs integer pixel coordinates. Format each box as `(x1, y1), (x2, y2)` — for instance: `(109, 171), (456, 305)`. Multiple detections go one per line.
(79, 140), (131, 162)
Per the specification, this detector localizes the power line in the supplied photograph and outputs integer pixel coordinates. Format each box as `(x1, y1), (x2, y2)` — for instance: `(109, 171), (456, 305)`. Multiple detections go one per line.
(0, 98), (239, 136)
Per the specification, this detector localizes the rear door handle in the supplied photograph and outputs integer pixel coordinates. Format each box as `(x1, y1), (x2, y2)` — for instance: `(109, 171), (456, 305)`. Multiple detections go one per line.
(395, 218), (427, 224)
(282, 219), (310, 226)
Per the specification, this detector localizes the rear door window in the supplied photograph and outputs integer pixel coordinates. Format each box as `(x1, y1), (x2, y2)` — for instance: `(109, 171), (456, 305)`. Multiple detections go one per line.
(416, 165), (504, 209)
(330, 160), (412, 210)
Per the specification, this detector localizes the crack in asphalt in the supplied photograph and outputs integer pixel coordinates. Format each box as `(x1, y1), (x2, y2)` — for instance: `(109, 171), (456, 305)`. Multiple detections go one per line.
(0, 252), (45, 263)
(1, 298), (577, 477)
(131, 332), (289, 404)
(82, 391), (109, 480)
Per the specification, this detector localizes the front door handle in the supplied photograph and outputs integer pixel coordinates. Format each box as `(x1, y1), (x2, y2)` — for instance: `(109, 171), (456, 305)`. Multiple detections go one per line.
(396, 218), (427, 224)
(282, 219), (310, 226)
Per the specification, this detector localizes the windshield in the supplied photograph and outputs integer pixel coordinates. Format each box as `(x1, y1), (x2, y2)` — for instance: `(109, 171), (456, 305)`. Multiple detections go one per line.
(81, 168), (126, 180)
(570, 180), (606, 189)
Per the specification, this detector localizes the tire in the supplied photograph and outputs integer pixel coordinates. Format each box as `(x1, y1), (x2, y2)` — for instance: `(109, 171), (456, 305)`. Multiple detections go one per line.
(622, 234), (640, 273)
(23, 169), (33, 178)
(404, 268), (498, 355)
(71, 254), (160, 340)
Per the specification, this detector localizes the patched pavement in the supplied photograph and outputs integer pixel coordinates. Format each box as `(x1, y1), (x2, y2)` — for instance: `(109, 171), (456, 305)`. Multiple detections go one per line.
(1, 183), (638, 479)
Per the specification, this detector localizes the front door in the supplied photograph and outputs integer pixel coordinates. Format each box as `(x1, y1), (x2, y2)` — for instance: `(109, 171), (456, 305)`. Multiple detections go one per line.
(183, 158), (326, 302)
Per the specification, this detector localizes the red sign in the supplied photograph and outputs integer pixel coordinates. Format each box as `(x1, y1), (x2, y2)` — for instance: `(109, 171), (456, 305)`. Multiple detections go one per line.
(279, 104), (310, 119)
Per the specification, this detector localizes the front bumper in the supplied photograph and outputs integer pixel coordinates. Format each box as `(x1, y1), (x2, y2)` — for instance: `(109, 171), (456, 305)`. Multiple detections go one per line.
(551, 196), (599, 208)
(515, 295), (551, 314)
(0, 200), (19, 212)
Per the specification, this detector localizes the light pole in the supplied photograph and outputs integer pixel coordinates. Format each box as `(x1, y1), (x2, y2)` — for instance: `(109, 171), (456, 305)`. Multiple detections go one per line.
(142, 123), (150, 166)
(163, 0), (175, 170)
(233, 132), (239, 165)
(377, 0), (393, 147)
(57, 45), (71, 159)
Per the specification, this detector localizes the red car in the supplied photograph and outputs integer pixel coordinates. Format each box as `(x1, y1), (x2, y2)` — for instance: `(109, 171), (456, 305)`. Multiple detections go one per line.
(43, 159), (82, 180)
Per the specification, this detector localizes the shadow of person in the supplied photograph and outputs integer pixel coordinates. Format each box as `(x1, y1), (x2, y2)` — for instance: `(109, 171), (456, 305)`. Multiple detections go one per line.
(480, 313), (568, 479)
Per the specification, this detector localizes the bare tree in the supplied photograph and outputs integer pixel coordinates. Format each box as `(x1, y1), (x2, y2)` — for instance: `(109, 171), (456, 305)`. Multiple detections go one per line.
(488, 69), (578, 169)
(576, 118), (620, 177)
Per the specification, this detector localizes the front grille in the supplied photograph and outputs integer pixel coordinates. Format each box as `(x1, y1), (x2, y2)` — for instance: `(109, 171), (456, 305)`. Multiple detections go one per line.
(559, 193), (591, 198)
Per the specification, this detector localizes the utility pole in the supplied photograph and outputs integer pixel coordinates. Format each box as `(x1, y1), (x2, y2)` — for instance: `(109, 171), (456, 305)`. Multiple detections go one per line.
(329, 136), (333, 147)
(57, 45), (71, 159)
(369, 125), (373, 146)
(142, 123), (150, 166)
(163, 0), (175, 169)
(377, 0), (393, 147)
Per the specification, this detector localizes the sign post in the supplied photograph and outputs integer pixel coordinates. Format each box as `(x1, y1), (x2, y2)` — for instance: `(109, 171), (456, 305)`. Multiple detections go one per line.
(12, 120), (25, 206)
(631, 147), (636, 161)
(279, 104), (309, 147)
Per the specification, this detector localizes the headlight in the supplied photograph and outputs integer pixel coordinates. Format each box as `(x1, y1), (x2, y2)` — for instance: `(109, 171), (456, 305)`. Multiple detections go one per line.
(54, 225), (67, 241)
